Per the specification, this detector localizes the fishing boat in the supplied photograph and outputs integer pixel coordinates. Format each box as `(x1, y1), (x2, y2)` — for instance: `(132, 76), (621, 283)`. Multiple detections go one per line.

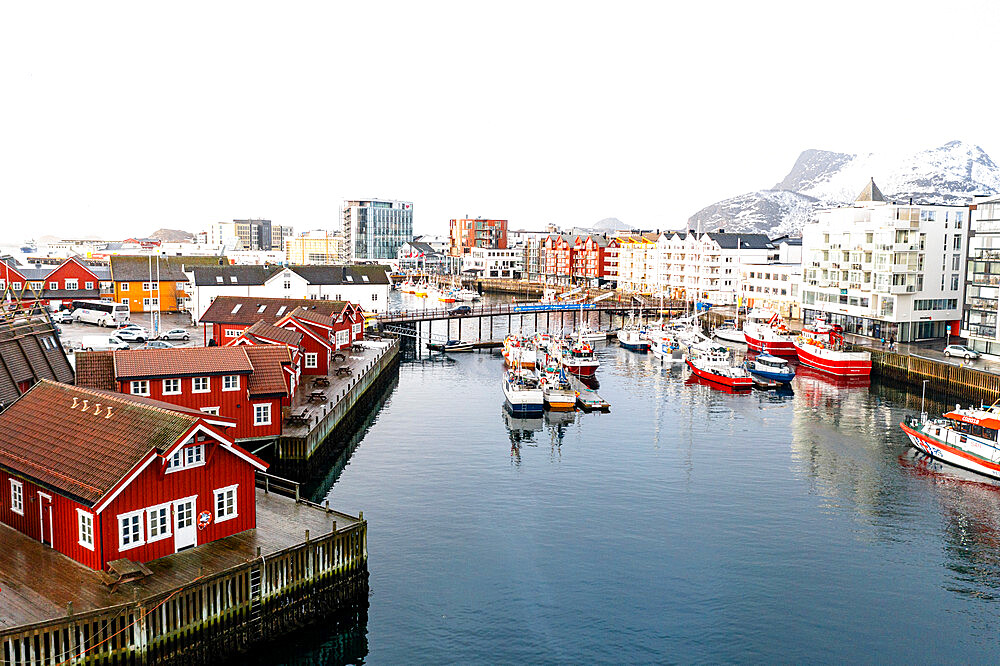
(457, 287), (481, 301)
(437, 285), (458, 303)
(560, 337), (600, 376)
(573, 321), (607, 343)
(685, 346), (753, 390)
(901, 403), (1000, 480)
(414, 282), (430, 297)
(503, 335), (537, 369)
(539, 370), (577, 411)
(399, 280), (416, 294)
(742, 309), (796, 356)
(502, 369), (545, 416)
(743, 353), (795, 384)
(793, 317), (871, 377)
(648, 331), (685, 365)
(712, 319), (747, 344)
(616, 312), (650, 352)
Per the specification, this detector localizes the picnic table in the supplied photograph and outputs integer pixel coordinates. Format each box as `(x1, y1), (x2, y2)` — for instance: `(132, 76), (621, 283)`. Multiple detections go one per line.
(312, 376), (331, 387)
(351, 343), (364, 352)
(307, 390), (328, 403)
(332, 352), (347, 362)
(100, 558), (152, 592)
(335, 366), (353, 377)
(287, 409), (308, 426)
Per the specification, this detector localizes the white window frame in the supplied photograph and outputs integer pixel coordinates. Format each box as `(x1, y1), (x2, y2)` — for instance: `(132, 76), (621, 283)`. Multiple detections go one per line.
(335, 329), (349, 347)
(146, 502), (172, 543)
(11, 282), (21, 291)
(185, 443), (205, 468)
(305, 353), (318, 369)
(214, 484), (239, 523)
(121, 298), (129, 306)
(85, 281), (94, 290)
(165, 448), (184, 472)
(200, 406), (220, 416)
(49, 281), (58, 290)
(192, 376), (210, 393)
(222, 375), (240, 391)
(254, 403), (271, 426)
(65, 279), (79, 290)
(130, 380), (149, 396)
(77, 508), (94, 550)
(162, 378), (181, 395)
(118, 509), (145, 551)
(10, 479), (23, 516)
(120, 282), (129, 291)
(224, 328), (241, 338)
(166, 443), (207, 473)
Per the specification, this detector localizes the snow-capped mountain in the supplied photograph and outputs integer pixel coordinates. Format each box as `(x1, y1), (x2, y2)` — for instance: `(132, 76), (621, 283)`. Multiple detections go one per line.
(688, 141), (1000, 236)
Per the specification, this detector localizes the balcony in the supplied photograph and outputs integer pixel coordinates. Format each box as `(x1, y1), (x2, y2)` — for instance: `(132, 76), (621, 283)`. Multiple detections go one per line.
(889, 284), (916, 294)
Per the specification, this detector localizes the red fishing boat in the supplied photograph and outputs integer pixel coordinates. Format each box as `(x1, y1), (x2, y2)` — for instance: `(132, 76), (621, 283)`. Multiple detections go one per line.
(560, 336), (600, 377)
(741, 309), (797, 356)
(793, 317), (871, 377)
(685, 346), (753, 390)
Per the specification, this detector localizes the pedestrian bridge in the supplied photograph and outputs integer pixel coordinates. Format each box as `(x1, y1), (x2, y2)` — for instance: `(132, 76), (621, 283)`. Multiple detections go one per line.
(377, 300), (682, 326)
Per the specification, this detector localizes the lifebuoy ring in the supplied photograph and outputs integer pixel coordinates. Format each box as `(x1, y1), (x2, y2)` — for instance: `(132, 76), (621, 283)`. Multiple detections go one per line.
(198, 510), (212, 530)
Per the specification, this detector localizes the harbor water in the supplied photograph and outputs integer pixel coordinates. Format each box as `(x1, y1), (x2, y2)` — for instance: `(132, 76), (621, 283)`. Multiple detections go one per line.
(243, 322), (1000, 664)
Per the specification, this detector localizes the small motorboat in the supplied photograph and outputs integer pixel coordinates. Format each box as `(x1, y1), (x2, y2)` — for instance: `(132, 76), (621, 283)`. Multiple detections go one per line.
(539, 371), (576, 411)
(744, 354), (795, 384)
(503, 369), (544, 416)
(712, 320), (747, 344)
(442, 340), (474, 352)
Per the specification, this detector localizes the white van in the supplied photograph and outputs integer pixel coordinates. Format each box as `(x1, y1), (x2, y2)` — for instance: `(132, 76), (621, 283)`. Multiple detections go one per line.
(80, 335), (131, 351)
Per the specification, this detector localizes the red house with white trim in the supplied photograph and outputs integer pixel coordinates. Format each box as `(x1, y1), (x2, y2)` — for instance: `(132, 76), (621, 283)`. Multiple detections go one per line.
(75, 346), (294, 443)
(0, 379), (267, 570)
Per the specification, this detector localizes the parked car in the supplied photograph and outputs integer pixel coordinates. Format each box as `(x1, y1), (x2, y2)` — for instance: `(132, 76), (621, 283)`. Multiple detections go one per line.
(116, 327), (148, 342)
(448, 305), (472, 315)
(944, 344), (979, 360)
(136, 340), (174, 350)
(51, 310), (75, 324)
(158, 328), (191, 341)
(80, 335), (131, 351)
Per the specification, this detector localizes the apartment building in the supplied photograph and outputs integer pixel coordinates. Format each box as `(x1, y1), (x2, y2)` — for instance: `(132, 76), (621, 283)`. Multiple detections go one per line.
(208, 220), (292, 251)
(342, 199), (413, 262)
(462, 248), (523, 278)
(801, 179), (967, 342)
(449, 218), (508, 257)
(285, 230), (343, 264)
(962, 194), (1000, 354)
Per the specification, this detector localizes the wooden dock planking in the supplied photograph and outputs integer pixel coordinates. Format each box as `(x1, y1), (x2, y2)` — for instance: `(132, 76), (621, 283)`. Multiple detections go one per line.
(0, 489), (357, 629)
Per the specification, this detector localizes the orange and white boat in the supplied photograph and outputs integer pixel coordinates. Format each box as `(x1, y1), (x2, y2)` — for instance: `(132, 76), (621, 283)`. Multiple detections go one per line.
(902, 403), (1000, 480)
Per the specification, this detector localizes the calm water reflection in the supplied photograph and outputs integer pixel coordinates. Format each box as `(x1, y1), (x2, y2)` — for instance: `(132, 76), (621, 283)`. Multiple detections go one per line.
(266, 336), (1000, 663)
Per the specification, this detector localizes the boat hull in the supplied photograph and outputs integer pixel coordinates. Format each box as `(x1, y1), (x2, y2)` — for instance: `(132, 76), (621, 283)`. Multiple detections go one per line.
(506, 400), (544, 416)
(685, 358), (752, 389)
(618, 340), (650, 352)
(564, 361), (598, 377)
(794, 342), (871, 377)
(713, 329), (747, 344)
(901, 422), (1000, 480)
(543, 390), (577, 411)
(744, 332), (797, 356)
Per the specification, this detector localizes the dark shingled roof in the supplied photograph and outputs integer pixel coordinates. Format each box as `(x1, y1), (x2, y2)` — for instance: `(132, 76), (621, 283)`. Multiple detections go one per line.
(111, 256), (188, 282)
(74, 350), (116, 391)
(0, 380), (200, 505)
(0, 317), (74, 406)
(201, 296), (345, 325)
(704, 233), (773, 250)
(288, 264), (390, 285)
(192, 265), (283, 287)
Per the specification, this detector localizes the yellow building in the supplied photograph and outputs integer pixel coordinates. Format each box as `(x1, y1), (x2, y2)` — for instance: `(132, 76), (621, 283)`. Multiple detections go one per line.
(285, 231), (342, 264)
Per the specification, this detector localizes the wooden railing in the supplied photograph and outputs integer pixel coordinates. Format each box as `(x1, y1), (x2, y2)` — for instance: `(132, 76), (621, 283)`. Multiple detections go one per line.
(377, 300), (687, 324)
(1, 521), (367, 666)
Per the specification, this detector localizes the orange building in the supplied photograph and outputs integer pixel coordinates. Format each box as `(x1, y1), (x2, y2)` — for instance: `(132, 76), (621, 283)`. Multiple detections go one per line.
(448, 218), (508, 256)
(110, 256), (222, 313)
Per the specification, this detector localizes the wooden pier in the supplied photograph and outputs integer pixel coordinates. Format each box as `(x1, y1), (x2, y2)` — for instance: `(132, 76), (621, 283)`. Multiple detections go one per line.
(0, 486), (367, 665)
(861, 347), (1000, 402)
(274, 339), (399, 464)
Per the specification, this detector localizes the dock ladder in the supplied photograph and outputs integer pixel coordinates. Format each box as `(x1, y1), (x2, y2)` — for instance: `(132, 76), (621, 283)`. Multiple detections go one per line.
(248, 563), (263, 624)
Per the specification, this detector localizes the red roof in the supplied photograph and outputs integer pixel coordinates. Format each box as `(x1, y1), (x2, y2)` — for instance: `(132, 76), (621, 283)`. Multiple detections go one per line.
(201, 296), (346, 325)
(113, 347), (254, 380)
(0, 380), (202, 505)
(289, 306), (336, 328)
(240, 320), (303, 347)
(243, 345), (293, 397)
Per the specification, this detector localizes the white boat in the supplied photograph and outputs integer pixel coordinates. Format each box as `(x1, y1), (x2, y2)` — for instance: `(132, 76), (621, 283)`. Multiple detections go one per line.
(560, 336), (600, 377)
(686, 345), (753, 390)
(503, 335), (537, 369)
(902, 404), (1000, 480)
(457, 288), (481, 301)
(648, 331), (685, 364)
(712, 320), (747, 344)
(503, 369), (544, 416)
(742, 308), (796, 357)
(539, 370), (576, 411)
(573, 321), (607, 343)
(617, 312), (650, 352)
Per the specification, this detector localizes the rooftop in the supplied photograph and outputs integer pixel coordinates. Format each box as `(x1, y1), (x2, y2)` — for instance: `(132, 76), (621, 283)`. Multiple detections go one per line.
(112, 346), (254, 380)
(201, 296), (345, 325)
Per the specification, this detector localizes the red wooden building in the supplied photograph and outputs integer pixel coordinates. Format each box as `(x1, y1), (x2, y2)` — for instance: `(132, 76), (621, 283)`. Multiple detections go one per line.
(201, 296), (366, 351)
(0, 256), (112, 307)
(75, 346), (294, 443)
(0, 379), (267, 570)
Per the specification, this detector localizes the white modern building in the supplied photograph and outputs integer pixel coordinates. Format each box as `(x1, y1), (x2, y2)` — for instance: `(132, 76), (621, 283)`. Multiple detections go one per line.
(341, 199), (413, 262)
(462, 248), (523, 279)
(738, 263), (803, 319)
(801, 179), (968, 342)
(962, 194), (1000, 355)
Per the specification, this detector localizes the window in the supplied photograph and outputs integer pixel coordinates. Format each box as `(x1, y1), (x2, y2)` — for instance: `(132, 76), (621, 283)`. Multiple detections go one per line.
(163, 378), (181, 394)
(200, 406), (220, 416)
(305, 353), (318, 368)
(11, 282), (21, 291)
(372, 293), (378, 301)
(192, 377), (210, 393)
(130, 380), (149, 396)
(29, 281), (44, 291)
(142, 282), (154, 291)
(223, 375), (239, 391)
(147, 503), (172, 542)
(85, 281), (94, 290)
(214, 485), (238, 522)
(336, 329), (349, 347)
(231, 304), (242, 314)
(254, 403), (271, 426)
(121, 298), (129, 306)
(48, 281), (57, 290)
(77, 509), (94, 550)
(951, 274), (960, 291)
(224, 328), (241, 338)
(166, 449), (183, 471)
(352, 322), (362, 337)
(216, 276), (223, 283)
(120, 282), (129, 291)
(257, 305), (267, 313)
(185, 444), (205, 467)
(10, 479), (23, 515)
(283, 280), (291, 290)
(65, 279), (79, 290)
(954, 236), (962, 250)
(118, 510), (144, 550)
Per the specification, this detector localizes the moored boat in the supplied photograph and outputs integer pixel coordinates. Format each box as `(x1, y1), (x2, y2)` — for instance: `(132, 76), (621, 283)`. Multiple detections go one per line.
(573, 321), (607, 343)
(742, 309), (796, 356)
(503, 369), (544, 416)
(744, 353), (796, 384)
(685, 346), (753, 390)
(442, 339), (474, 352)
(539, 370), (576, 411)
(503, 335), (537, 369)
(560, 337), (600, 376)
(793, 317), (871, 377)
(712, 320), (747, 344)
(901, 404), (1000, 480)
(457, 288), (481, 302)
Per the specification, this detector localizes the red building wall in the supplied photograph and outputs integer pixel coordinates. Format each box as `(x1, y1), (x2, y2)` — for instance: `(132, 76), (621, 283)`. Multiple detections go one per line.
(0, 468), (104, 569)
(98, 442), (257, 567)
(115, 373), (282, 440)
(45, 259), (101, 292)
(213, 323), (252, 346)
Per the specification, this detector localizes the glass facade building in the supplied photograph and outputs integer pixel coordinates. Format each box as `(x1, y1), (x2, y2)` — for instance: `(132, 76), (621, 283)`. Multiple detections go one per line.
(341, 199), (413, 261)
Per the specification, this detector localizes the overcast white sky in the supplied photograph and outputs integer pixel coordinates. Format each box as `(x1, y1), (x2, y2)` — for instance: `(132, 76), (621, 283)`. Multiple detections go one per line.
(2, 1), (998, 243)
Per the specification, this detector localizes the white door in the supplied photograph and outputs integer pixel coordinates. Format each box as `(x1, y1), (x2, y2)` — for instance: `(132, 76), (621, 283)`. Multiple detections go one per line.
(174, 497), (197, 551)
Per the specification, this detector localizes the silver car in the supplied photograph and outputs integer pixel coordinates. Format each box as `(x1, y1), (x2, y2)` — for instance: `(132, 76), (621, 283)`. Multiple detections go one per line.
(944, 344), (979, 360)
(159, 328), (191, 341)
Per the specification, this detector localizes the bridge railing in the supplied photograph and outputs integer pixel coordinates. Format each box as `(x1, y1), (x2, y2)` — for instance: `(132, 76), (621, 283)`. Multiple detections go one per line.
(376, 300), (689, 324)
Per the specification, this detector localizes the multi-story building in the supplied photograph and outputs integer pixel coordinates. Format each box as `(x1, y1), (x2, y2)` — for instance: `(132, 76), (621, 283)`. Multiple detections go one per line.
(801, 179), (968, 342)
(208, 220), (292, 251)
(272, 224), (294, 252)
(962, 194), (1000, 354)
(341, 199), (414, 262)
(448, 218), (508, 257)
(539, 234), (610, 287)
(462, 248), (523, 279)
(737, 263), (803, 319)
(397, 241), (449, 273)
(654, 231), (773, 303)
(614, 234), (660, 294)
(285, 230), (343, 265)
